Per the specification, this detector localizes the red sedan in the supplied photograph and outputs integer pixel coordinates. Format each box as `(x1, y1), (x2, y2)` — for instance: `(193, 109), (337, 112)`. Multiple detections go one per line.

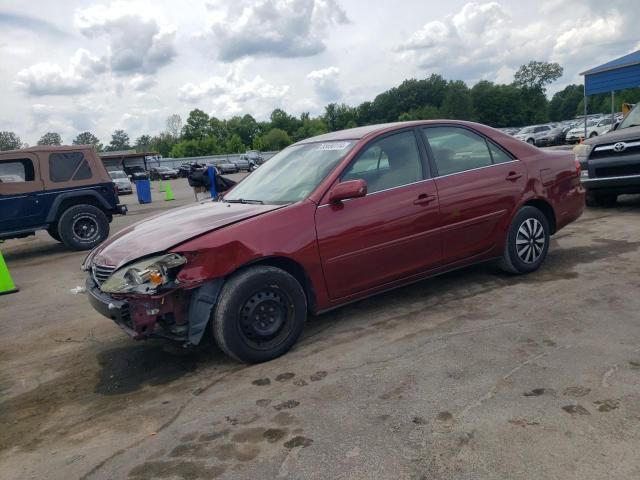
(84, 121), (585, 362)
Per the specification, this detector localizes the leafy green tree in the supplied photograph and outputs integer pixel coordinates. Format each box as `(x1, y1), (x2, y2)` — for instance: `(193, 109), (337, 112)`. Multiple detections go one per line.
(105, 129), (131, 151)
(294, 113), (327, 141)
(549, 85), (584, 121)
(323, 103), (357, 131)
(37, 132), (62, 146)
(440, 81), (475, 120)
(135, 134), (152, 152)
(0, 131), (22, 151)
(73, 131), (102, 150)
(225, 134), (245, 153)
(513, 61), (563, 93)
(226, 114), (259, 146)
(149, 132), (178, 158)
(399, 105), (440, 121)
(270, 109), (301, 136)
(254, 128), (292, 151)
(182, 109), (210, 140)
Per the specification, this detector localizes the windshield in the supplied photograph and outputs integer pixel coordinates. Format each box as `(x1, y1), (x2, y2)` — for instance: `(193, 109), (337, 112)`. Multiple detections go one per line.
(110, 171), (127, 179)
(618, 104), (640, 129)
(224, 141), (355, 204)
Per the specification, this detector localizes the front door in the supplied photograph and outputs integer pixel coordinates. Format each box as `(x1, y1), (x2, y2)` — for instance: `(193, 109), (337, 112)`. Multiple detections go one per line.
(0, 154), (45, 232)
(315, 130), (442, 301)
(421, 126), (527, 263)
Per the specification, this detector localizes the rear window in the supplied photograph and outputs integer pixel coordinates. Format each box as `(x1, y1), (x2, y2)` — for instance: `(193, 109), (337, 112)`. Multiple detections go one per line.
(49, 152), (92, 182)
(0, 159), (35, 183)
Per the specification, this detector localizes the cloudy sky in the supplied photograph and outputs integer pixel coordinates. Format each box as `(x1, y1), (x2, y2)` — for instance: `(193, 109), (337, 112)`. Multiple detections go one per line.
(1, 0), (638, 145)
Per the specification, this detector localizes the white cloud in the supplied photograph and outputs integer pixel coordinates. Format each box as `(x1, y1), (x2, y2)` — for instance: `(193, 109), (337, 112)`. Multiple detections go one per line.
(16, 49), (106, 96)
(307, 66), (341, 102)
(75, 1), (177, 75)
(206, 0), (349, 61)
(179, 66), (289, 117)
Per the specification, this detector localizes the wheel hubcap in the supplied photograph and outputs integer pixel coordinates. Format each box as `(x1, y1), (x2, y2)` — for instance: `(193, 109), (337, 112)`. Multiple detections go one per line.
(239, 289), (293, 349)
(516, 218), (545, 264)
(72, 215), (99, 241)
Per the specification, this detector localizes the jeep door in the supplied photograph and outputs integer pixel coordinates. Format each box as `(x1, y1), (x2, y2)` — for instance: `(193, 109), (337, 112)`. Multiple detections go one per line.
(0, 153), (46, 232)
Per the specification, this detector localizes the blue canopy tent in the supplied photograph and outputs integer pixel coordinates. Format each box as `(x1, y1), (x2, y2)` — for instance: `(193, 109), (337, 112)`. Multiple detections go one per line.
(580, 50), (640, 138)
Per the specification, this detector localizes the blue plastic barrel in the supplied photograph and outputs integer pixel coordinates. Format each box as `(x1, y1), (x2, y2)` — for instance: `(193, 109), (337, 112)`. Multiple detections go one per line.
(135, 179), (152, 204)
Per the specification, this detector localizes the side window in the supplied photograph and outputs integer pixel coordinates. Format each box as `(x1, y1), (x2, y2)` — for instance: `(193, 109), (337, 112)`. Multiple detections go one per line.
(423, 127), (493, 176)
(487, 142), (513, 164)
(342, 131), (422, 194)
(0, 159), (35, 183)
(49, 152), (92, 182)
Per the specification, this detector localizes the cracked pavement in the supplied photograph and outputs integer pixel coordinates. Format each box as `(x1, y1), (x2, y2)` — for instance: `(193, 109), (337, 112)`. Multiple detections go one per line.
(1, 180), (639, 480)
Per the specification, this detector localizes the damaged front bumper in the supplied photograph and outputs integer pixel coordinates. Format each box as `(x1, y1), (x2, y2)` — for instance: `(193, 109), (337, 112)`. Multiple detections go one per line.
(86, 275), (222, 346)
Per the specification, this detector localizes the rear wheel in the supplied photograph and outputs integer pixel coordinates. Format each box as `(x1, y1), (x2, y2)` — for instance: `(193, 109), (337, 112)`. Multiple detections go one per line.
(58, 204), (109, 250)
(500, 206), (550, 274)
(213, 266), (307, 363)
(527, 138), (535, 145)
(586, 192), (617, 207)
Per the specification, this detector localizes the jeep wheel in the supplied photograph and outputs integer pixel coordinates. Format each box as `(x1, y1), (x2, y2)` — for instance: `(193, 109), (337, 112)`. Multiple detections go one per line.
(586, 192), (617, 207)
(58, 204), (109, 250)
(499, 206), (550, 275)
(213, 266), (307, 363)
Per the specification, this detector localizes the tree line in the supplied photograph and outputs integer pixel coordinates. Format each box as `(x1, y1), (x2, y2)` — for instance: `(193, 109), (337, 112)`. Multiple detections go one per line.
(2, 61), (640, 155)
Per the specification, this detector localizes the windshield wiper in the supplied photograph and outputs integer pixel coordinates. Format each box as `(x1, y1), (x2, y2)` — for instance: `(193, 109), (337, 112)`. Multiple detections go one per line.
(224, 198), (264, 205)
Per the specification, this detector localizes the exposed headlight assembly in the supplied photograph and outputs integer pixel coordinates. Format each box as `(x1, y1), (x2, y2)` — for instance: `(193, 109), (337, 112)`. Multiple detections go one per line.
(100, 253), (186, 294)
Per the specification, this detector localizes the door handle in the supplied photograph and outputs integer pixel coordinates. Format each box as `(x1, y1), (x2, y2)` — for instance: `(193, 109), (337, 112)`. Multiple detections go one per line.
(414, 193), (436, 205)
(505, 172), (522, 182)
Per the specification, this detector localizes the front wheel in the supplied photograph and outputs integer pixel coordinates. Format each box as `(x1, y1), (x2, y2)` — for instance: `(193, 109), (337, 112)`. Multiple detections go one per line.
(212, 266), (307, 363)
(499, 206), (550, 274)
(589, 132), (598, 138)
(527, 138), (535, 145)
(58, 204), (109, 250)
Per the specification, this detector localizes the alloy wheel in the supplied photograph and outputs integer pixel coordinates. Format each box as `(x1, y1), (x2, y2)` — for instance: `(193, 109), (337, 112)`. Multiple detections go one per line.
(516, 218), (545, 264)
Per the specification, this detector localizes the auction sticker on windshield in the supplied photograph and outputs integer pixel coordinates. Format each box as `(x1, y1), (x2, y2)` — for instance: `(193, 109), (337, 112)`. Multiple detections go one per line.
(315, 142), (351, 151)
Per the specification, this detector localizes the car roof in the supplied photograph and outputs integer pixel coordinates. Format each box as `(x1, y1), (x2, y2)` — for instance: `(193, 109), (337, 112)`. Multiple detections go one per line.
(2, 144), (96, 154)
(295, 120), (491, 145)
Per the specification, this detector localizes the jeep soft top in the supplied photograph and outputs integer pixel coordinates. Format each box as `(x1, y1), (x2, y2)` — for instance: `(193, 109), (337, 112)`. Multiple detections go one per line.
(578, 103), (640, 206)
(0, 145), (127, 250)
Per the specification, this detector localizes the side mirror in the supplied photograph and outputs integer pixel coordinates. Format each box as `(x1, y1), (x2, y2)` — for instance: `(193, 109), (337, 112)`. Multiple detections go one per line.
(328, 179), (367, 203)
(612, 121), (620, 131)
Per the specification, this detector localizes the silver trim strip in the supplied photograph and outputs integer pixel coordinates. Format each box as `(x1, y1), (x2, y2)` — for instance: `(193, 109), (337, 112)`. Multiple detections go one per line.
(435, 160), (518, 179)
(582, 174), (640, 183)
(594, 140), (640, 152)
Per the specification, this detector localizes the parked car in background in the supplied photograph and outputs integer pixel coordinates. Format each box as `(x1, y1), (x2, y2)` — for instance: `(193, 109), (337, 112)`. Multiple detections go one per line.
(150, 166), (179, 180)
(514, 125), (552, 144)
(578, 103), (640, 206)
(566, 117), (615, 143)
(535, 126), (570, 147)
(1, 145), (126, 250)
(212, 161), (239, 174)
(124, 165), (149, 181)
(109, 170), (132, 195)
(231, 158), (251, 171)
(84, 120), (584, 363)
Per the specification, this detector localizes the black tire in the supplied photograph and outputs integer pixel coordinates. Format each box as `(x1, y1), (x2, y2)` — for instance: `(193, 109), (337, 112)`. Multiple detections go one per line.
(213, 266), (307, 363)
(57, 204), (109, 251)
(586, 192), (617, 207)
(47, 225), (61, 242)
(499, 206), (550, 274)
(589, 132), (598, 138)
(527, 138), (535, 145)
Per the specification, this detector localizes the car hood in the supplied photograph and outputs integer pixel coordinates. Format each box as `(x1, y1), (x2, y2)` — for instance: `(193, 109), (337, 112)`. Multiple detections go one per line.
(88, 201), (285, 268)
(113, 178), (130, 185)
(584, 124), (640, 145)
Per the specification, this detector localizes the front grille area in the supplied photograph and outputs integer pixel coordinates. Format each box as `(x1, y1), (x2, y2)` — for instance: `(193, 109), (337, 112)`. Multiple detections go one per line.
(92, 263), (116, 285)
(595, 164), (640, 178)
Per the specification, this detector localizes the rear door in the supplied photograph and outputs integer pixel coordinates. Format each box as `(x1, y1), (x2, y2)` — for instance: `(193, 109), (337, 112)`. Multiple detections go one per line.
(315, 129), (442, 301)
(0, 153), (46, 231)
(421, 125), (526, 263)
